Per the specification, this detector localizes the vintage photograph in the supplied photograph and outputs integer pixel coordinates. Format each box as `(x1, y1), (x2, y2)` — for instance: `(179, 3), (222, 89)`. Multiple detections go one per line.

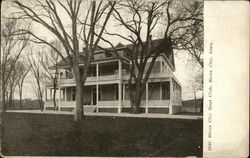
(1, 0), (203, 157)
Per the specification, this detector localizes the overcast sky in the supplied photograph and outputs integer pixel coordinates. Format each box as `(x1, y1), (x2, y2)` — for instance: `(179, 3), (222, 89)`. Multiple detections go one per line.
(2, 0), (203, 101)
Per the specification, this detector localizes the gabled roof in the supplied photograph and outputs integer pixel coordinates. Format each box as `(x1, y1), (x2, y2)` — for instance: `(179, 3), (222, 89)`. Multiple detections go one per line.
(116, 42), (125, 48)
(54, 39), (175, 69)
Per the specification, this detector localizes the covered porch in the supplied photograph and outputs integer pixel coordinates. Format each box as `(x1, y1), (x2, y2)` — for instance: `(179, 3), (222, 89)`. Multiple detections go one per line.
(44, 78), (181, 114)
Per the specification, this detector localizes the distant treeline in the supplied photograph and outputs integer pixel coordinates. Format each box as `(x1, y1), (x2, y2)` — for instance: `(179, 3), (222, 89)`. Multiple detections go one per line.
(182, 99), (203, 107)
(5, 99), (43, 110)
(180, 98), (203, 113)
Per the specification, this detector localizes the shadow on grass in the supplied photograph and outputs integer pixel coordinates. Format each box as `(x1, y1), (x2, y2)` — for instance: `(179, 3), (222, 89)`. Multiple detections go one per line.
(2, 113), (202, 157)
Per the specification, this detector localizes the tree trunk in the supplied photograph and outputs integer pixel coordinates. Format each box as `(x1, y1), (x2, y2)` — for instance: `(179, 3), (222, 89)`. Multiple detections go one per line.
(9, 89), (13, 108)
(128, 74), (134, 112)
(133, 93), (141, 113)
(200, 96), (203, 113)
(131, 83), (142, 113)
(194, 94), (197, 112)
(39, 94), (43, 111)
(2, 85), (6, 112)
(73, 68), (84, 121)
(19, 87), (23, 110)
(53, 85), (57, 110)
(37, 86), (43, 111)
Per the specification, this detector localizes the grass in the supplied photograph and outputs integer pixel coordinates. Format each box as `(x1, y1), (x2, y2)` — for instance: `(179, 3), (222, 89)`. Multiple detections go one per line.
(1, 113), (202, 157)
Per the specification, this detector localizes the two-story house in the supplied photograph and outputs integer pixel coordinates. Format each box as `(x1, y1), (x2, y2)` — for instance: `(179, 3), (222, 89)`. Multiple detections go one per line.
(44, 39), (182, 114)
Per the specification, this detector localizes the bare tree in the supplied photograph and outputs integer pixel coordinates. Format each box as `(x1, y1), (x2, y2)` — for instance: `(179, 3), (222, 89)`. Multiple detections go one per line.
(174, 10), (203, 68)
(16, 61), (31, 109)
(99, 0), (203, 113)
(176, 10), (204, 112)
(12, 0), (116, 121)
(0, 17), (29, 111)
(40, 40), (61, 110)
(188, 68), (202, 112)
(28, 50), (45, 111)
(7, 61), (20, 107)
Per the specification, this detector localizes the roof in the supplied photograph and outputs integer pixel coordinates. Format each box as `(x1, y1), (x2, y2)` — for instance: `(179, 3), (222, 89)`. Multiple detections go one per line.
(54, 39), (175, 69)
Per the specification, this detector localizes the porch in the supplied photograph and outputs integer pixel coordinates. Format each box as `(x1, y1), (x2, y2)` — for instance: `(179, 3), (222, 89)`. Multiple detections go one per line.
(44, 80), (181, 114)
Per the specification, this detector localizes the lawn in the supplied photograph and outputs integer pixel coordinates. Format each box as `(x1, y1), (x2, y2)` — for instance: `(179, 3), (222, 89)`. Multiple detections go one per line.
(1, 113), (202, 157)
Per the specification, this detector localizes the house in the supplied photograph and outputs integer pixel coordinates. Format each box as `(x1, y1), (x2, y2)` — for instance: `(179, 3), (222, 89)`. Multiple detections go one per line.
(44, 39), (182, 114)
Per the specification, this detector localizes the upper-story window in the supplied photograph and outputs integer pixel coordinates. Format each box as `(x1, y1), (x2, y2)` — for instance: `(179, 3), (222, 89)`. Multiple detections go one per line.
(66, 70), (73, 78)
(105, 51), (113, 57)
(92, 66), (97, 77)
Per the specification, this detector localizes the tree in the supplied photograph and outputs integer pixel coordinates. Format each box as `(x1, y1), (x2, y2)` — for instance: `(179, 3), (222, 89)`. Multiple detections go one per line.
(99, 0), (203, 113)
(188, 67), (202, 112)
(16, 61), (31, 109)
(12, 0), (116, 121)
(175, 5), (204, 112)
(0, 17), (29, 112)
(7, 60), (20, 107)
(28, 49), (45, 111)
(40, 40), (61, 110)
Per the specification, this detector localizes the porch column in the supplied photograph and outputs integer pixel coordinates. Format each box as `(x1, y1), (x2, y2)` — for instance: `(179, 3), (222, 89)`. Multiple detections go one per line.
(58, 87), (61, 111)
(118, 60), (122, 79)
(96, 85), (99, 112)
(118, 60), (122, 113)
(169, 78), (173, 114)
(96, 63), (99, 112)
(160, 82), (162, 100)
(118, 83), (122, 113)
(96, 63), (99, 81)
(145, 82), (148, 113)
(58, 69), (61, 111)
(64, 87), (67, 101)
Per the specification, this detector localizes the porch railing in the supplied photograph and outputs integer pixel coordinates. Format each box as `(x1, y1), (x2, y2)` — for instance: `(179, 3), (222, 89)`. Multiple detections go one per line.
(45, 99), (170, 108)
(122, 100), (169, 107)
(98, 100), (119, 106)
(59, 74), (119, 85)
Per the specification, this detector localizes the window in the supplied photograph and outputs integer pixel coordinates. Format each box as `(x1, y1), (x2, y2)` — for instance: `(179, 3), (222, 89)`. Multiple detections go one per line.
(162, 82), (170, 100)
(105, 51), (112, 57)
(92, 66), (97, 77)
(115, 85), (119, 100)
(71, 89), (76, 101)
(98, 87), (102, 101)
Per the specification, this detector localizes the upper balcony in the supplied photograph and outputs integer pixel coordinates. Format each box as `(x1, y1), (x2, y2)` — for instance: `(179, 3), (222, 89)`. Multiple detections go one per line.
(58, 60), (126, 86)
(59, 70), (127, 86)
(48, 57), (174, 87)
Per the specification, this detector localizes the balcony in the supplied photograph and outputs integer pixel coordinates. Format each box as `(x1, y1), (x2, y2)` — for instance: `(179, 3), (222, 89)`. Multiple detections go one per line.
(58, 74), (121, 86)
(58, 69), (128, 86)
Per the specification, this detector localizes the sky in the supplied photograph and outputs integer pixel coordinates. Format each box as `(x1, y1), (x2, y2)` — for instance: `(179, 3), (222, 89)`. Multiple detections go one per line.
(1, 0), (203, 101)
